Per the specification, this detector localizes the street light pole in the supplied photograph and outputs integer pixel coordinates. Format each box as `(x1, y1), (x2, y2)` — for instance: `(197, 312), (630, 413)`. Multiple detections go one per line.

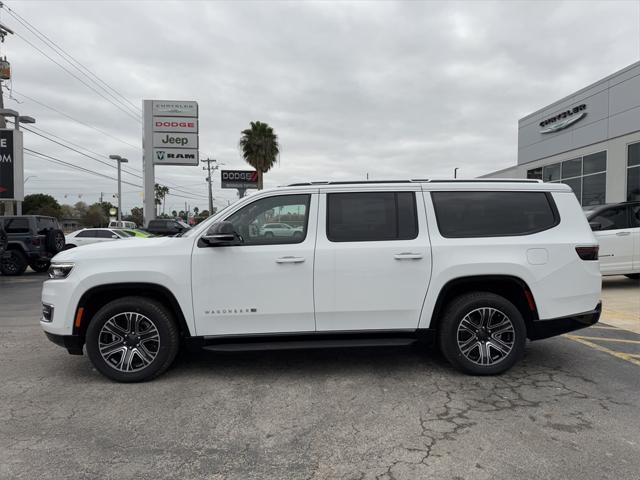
(109, 154), (128, 220)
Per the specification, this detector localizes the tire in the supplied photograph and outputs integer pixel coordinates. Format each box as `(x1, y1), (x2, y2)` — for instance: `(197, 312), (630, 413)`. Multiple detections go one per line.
(625, 274), (640, 280)
(85, 296), (180, 382)
(264, 232), (274, 238)
(438, 292), (526, 375)
(46, 229), (66, 253)
(29, 259), (50, 273)
(0, 250), (28, 276)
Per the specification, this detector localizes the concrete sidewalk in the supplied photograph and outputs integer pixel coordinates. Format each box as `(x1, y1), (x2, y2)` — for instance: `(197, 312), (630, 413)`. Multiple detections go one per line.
(600, 276), (640, 334)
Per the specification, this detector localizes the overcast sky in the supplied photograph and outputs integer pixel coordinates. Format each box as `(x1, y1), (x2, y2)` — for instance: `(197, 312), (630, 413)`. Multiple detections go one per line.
(2, 0), (639, 214)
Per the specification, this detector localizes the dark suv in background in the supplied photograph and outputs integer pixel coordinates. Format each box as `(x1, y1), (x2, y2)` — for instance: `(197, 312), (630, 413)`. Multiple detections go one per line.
(145, 218), (191, 236)
(0, 215), (66, 276)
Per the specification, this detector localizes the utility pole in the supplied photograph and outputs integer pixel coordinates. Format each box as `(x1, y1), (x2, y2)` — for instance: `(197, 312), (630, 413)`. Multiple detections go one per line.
(202, 158), (221, 215)
(0, 18), (13, 215)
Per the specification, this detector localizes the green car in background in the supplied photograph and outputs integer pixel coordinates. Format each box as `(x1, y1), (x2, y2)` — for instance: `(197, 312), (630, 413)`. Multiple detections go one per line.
(121, 229), (155, 238)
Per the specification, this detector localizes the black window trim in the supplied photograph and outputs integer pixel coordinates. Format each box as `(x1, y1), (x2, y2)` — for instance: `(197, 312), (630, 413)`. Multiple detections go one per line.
(217, 193), (312, 247)
(326, 191), (419, 243)
(430, 191), (561, 239)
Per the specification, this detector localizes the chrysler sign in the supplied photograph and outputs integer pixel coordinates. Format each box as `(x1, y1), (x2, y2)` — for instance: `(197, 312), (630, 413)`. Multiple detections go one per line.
(221, 170), (259, 189)
(539, 104), (587, 134)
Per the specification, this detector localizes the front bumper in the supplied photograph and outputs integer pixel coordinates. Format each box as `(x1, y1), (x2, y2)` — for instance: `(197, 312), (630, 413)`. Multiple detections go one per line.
(44, 332), (84, 355)
(528, 301), (601, 340)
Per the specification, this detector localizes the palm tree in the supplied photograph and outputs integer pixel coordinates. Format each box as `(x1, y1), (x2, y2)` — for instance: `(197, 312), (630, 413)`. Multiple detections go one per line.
(154, 184), (169, 215)
(239, 121), (280, 189)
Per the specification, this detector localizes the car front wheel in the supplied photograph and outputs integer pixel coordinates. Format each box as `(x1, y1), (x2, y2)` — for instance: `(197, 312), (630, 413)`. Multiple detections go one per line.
(438, 292), (526, 375)
(85, 297), (180, 382)
(0, 250), (28, 276)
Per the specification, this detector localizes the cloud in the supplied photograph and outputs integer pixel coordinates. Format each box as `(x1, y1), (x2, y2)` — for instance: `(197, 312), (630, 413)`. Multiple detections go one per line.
(3, 0), (638, 213)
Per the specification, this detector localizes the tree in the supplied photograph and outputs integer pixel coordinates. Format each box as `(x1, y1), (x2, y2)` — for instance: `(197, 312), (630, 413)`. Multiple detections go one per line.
(125, 207), (143, 227)
(171, 210), (177, 218)
(83, 204), (107, 227)
(22, 194), (62, 218)
(193, 206), (199, 217)
(155, 184), (169, 215)
(97, 201), (116, 219)
(239, 121), (280, 189)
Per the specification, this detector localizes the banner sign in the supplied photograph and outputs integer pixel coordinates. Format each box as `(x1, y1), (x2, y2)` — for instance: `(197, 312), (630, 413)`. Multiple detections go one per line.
(221, 170), (259, 189)
(0, 129), (23, 200)
(144, 99), (199, 166)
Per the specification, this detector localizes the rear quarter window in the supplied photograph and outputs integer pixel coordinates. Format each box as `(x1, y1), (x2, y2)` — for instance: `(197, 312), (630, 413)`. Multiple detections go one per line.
(431, 191), (559, 238)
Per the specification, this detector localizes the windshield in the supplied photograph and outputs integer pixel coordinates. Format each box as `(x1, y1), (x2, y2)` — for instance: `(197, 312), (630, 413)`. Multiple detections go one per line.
(114, 229), (134, 238)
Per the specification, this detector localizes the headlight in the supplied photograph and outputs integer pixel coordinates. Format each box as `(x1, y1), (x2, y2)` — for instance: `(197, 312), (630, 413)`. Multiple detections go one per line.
(48, 262), (74, 279)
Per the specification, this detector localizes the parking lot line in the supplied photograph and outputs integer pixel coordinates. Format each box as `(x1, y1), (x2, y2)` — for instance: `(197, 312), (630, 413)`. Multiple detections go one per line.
(590, 325), (621, 330)
(564, 334), (640, 367)
(568, 335), (640, 345)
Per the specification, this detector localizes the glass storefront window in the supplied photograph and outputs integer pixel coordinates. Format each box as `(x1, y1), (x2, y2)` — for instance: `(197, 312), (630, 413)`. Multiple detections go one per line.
(527, 167), (542, 180)
(583, 151), (607, 175)
(582, 173), (606, 206)
(561, 158), (582, 179)
(542, 163), (560, 182)
(561, 177), (582, 202)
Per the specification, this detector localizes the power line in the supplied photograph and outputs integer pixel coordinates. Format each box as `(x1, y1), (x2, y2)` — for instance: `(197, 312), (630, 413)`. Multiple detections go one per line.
(6, 87), (140, 150)
(4, 26), (141, 122)
(1, 2), (141, 115)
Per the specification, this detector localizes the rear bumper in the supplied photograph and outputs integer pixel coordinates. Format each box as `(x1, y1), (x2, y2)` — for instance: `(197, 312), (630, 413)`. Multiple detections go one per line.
(528, 301), (601, 340)
(44, 332), (84, 355)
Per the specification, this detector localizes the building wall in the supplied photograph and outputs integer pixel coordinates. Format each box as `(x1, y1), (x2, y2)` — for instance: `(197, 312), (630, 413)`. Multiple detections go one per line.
(483, 130), (640, 204)
(517, 61), (640, 166)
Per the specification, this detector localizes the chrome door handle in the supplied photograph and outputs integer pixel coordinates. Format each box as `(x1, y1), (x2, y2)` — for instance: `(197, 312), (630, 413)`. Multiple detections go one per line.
(394, 252), (423, 260)
(615, 232), (631, 236)
(276, 256), (305, 264)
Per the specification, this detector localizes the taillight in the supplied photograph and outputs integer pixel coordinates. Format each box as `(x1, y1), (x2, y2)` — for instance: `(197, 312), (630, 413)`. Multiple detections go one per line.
(31, 237), (41, 246)
(576, 246), (599, 261)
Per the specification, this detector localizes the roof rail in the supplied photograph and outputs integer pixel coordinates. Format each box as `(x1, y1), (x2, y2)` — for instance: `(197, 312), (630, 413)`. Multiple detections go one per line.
(287, 178), (541, 186)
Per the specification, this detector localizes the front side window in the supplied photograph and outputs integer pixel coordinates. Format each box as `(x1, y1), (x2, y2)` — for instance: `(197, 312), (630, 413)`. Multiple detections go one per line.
(431, 191), (558, 238)
(589, 206), (629, 231)
(327, 192), (418, 242)
(76, 230), (97, 238)
(225, 194), (310, 245)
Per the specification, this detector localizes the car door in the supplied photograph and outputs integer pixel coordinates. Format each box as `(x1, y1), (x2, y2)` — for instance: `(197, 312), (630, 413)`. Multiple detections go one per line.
(630, 204), (640, 271)
(314, 188), (432, 331)
(191, 191), (318, 336)
(590, 205), (634, 274)
(73, 230), (95, 246)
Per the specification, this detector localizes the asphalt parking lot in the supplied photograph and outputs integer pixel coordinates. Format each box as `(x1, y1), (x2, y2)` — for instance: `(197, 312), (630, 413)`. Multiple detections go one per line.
(1, 273), (639, 480)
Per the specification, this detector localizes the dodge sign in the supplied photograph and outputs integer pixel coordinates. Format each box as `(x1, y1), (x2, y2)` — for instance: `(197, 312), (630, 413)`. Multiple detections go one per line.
(221, 170), (259, 189)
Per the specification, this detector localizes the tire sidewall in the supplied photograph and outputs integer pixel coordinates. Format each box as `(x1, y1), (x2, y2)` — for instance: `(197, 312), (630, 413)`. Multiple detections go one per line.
(85, 297), (179, 382)
(439, 293), (526, 375)
(1, 250), (28, 276)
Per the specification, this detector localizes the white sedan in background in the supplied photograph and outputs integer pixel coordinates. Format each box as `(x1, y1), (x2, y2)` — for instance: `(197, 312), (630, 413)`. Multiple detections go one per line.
(64, 228), (133, 249)
(259, 223), (304, 238)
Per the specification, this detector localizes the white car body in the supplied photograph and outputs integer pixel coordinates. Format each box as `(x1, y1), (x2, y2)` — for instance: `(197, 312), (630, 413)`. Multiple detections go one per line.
(586, 202), (640, 276)
(65, 228), (131, 248)
(41, 180), (602, 380)
(259, 223), (303, 237)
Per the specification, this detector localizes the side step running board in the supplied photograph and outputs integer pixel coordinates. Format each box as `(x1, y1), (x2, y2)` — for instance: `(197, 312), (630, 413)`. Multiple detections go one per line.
(201, 337), (417, 352)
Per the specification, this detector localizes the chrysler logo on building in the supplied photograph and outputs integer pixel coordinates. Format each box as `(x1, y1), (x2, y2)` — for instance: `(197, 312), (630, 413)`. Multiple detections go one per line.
(539, 104), (587, 134)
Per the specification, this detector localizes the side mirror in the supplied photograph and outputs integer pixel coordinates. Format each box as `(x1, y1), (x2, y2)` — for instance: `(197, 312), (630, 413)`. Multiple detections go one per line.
(202, 221), (238, 246)
(112, 234), (119, 239)
(589, 222), (602, 231)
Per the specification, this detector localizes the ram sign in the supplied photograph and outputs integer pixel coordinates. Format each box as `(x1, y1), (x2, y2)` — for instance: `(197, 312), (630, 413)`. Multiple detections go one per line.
(221, 170), (259, 189)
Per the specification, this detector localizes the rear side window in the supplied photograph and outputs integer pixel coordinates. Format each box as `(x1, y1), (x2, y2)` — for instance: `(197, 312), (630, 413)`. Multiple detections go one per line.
(327, 192), (418, 242)
(36, 217), (56, 234)
(431, 191), (559, 238)
(4, 218), (30, 233)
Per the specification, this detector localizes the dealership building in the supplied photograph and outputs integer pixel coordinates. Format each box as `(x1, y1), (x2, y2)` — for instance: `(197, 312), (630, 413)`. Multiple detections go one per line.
(483, 60), (640, 205)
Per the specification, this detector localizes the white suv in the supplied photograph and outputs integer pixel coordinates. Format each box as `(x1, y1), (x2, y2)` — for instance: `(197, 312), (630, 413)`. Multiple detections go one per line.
(41, 180), (602, 382)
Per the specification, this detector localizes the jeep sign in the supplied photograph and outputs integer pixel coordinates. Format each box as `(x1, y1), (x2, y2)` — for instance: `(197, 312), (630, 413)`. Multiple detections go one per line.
(153, 132), (198, 149)
(221, 170), (259, 189)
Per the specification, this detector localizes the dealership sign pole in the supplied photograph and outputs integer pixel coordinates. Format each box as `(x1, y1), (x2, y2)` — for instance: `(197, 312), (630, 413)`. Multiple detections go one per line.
(142, 100), (199, 227)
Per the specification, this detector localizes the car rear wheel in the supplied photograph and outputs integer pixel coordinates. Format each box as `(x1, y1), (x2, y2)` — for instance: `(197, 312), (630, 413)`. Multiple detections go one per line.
(85, 297), (180, 382)
(0, 250), (28, 276)
(438, 292), (526, 375)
